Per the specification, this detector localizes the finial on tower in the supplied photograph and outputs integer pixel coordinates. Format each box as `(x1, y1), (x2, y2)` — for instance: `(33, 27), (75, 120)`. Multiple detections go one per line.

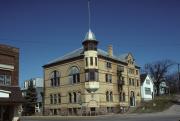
(84, 0), (97, 41)
(88, 0), (91, 31)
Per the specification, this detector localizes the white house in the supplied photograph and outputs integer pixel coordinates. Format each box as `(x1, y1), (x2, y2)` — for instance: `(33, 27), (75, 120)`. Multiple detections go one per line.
(140, 74), (154, 101)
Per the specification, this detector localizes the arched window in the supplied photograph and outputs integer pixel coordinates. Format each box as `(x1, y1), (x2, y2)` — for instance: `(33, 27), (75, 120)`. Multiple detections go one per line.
(110, 91), (113, 102)
(50, 70), (60, 87)
(69, 93), (72, 103)
(69, 66), (80, 84)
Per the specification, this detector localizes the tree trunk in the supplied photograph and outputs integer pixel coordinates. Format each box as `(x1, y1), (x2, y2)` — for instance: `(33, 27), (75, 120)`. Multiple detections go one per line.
(156, 81), (160, 96)
(156, 84), (160, 96)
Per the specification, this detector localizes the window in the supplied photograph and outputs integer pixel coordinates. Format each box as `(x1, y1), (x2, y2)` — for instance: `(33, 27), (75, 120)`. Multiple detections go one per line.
(86, 57), (88, 66)
(106, 62), (112, 68)
(95, 57), (97, 66)
(145, 88), (151, 95)
(119, 92), (126, 102)
(0, 75), (11, 85)
(128, 59), (134, 65)
(132, 79), (135, 86)
(137, 80), (139, 86)
(123, 93), (125, 102)
(129, 78), (131, 85)
(73, 92), (76, 103)
(50, 94), (53, 104)
(85, 71), (98, 81)
(117, 65), (124, 72)
(77, 92), (81, 103)
(58, 94), (61, 104)
(136, 70), (138, 75)
(90, 57), (93, 66)
(128, 68), (134, 74)
(146, 79), (150, 85)
(110, 91), (113, 102)
(50, 71), (60, 87)
(89, 43), (94, 50)
(106, 91), (109, 102)
(69, 93), (72, 103)
(130, 91), (135, 97)
(106, 91), (113, 102)
(106, 74), (112, 83)
(54, 109), (57, 115)
(54, 94), (57, 104)
(118, 76), (124, 85)
(69, 66), (80, 84)
(90, 71), (95, 80)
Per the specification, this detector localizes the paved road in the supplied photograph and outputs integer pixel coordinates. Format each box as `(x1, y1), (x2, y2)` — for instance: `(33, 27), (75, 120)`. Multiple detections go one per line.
(21, 114), (180, 121)
(22, 95), (180, 121)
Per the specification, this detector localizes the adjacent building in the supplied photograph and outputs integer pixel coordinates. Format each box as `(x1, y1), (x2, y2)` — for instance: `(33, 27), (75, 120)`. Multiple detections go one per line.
(0, 44), (24, 121)
(22, 77), (43, 115)
(43, 30), (141, 115)
(140, 74), (154, 101)
(154, 81), (169, 95)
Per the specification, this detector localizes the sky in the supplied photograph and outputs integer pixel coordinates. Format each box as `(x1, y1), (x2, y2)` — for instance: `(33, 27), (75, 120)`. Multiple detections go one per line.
(0, 0), (180, 87)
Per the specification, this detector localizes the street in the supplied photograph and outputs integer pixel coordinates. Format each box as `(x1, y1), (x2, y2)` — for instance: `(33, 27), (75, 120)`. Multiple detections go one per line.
(21, 114), (180, 121)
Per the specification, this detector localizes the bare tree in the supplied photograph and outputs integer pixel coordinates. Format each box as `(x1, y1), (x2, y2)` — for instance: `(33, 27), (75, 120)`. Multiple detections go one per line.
(144, 60), (174, 96)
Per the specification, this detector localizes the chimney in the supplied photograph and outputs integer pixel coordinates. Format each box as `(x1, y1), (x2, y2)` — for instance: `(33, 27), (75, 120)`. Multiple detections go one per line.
(108, 45), (113, 57)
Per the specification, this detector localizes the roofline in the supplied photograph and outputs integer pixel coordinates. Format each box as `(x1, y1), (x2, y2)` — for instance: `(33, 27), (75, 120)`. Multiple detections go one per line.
(98, 55), (128, 66)
(135, 65), (141, 69)
(43, 54), (141, 69)
(43, 55), (84, 68)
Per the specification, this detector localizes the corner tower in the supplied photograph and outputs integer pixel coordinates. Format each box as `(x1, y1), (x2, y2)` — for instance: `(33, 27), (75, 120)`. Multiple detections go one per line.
(82, 29), (99, 93)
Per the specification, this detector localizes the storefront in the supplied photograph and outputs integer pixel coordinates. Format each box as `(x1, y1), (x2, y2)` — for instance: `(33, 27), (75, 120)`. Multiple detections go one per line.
(0, 86), (24, 121)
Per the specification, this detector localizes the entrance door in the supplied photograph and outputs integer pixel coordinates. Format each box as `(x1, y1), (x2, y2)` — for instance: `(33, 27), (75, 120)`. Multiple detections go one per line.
(90, 107), (96, 116)
(1, 106), (12, 121)
(130, 91), (135, 107)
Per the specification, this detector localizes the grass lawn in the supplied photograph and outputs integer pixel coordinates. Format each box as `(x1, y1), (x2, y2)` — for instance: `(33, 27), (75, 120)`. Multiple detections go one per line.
(133, 95), (176, 113)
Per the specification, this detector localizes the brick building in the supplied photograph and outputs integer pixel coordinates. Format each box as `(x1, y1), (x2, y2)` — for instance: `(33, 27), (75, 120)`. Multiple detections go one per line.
(43, 30), (141, 115)
(0, 44), (23, 121)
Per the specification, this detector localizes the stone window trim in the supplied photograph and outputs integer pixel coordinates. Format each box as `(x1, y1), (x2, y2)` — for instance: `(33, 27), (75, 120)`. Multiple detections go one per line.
(105, 74), (112, 83)
(68, 91), (81, 104)
(50, 93), (60, 104)
(119, 92), (126, 102)
(106, 91), (113, 102)
(69, 66), (80, 84)
(106, 62), (112, 69)
(50, 70), (60, 87)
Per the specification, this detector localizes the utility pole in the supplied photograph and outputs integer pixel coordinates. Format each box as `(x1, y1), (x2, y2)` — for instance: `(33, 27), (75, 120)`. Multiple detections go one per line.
(178, 64), (180, 93)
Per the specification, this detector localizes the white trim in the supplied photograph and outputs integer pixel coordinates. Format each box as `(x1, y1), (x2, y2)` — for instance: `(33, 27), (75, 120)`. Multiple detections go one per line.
(0, 89), (11, 93)
(0, 64), (14, 70)
(0, 90), (11, 98)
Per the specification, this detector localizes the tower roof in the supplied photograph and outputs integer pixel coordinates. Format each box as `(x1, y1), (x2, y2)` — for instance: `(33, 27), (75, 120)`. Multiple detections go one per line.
(84, 29), (96, 41)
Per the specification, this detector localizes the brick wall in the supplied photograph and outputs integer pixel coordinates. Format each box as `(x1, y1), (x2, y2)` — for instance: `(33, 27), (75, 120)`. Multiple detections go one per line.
(0, 44), (19, 86)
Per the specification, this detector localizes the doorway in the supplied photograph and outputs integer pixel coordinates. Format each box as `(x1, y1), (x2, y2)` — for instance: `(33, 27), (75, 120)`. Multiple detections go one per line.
(130, 91), (135, 107)
(90, 107), (96, 116)
(0, 105), (12, 121)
